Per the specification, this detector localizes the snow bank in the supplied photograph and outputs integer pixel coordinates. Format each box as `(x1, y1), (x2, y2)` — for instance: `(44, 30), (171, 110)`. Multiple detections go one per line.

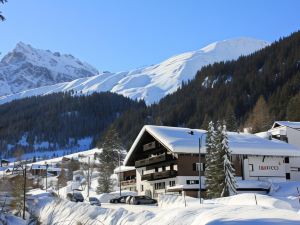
(37, 198), (155, 225)
(158, 194), (199, 208)
(35, 197), (300, 225)
(205, 193), (295, 211)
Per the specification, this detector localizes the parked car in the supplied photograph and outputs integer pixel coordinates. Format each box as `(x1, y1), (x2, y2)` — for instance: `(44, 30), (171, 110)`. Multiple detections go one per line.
(89, 197), (101, 206)
(125, 195), (134, 204)
(130, 196), (157, 205)
(66, 192), (84, 202)
(109, 195), (128, 204)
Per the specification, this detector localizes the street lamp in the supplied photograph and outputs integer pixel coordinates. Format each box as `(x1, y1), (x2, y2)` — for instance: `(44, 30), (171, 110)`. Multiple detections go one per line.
(45, 163), (49, 192)
(188, 130), (206, 204)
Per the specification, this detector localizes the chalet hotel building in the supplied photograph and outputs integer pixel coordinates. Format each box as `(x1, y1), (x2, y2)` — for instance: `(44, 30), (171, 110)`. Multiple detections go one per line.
(116, 125), (300, 198)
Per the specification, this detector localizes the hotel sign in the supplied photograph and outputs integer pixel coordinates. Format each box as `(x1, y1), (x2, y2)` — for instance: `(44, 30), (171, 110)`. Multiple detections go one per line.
(248, 157), (285, 177)
(258, 165), (279, 171)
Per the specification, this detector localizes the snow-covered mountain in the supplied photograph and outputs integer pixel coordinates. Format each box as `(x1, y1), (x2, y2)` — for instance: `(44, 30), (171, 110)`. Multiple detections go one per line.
(0, 38), (268, 105)
(0, 42), (98, 96)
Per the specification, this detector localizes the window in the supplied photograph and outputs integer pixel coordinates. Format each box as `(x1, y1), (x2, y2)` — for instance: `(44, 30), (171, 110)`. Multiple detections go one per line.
(193, 163), (204, 171)
(284, 157), (289, 164)
(186, 180), (199, 185)
(169, 180), (175, 187)
(286, 173), (291, 180)
(155, 167), (158, 172)
(154, 182), (165, 190)
(162, 166), (166, 171)
(141, 185), (144, 191)
(249, 164), (254, 171)
(201, 163), (205, 172)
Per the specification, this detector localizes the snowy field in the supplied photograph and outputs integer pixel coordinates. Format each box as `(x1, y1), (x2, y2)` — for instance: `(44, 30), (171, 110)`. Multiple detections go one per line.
(20, 181), (300, 225)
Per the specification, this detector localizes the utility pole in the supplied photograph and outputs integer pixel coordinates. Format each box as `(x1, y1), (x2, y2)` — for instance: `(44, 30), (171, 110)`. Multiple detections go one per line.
(188, 130), (206, 204)
(45, 163), (49, 192)
(23, 165), (27, 220)
(87, 157), (90, 198)
(118, 151), (121, 197)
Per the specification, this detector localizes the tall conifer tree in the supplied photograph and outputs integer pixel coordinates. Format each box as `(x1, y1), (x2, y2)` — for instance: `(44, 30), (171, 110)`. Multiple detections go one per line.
(220, 124), (237, 197)
(205, 121), (217, 198)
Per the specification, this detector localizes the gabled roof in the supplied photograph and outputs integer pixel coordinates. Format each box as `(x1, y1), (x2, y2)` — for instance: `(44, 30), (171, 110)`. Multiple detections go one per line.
(124, 125), (300, 165)
(271, 121), (300, 129)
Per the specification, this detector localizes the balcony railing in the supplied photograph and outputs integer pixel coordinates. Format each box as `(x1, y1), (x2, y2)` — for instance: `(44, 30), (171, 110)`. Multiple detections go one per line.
(135, 153), (168, 167)
(120, 179), (136, 186)
(141, 170), (177, 181)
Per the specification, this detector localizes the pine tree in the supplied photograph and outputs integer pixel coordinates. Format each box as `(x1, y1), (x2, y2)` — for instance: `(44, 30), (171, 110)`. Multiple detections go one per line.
(97, 127), (125, 174)
(225, 105), (238, 132)
(201, 114), (211, 130)
(213, 120), (225, 197)
(205, 121), (217, 198)
(286, 91), (300, 121)
(220, 124), (237, 197)
(96, 169), (113, 194)
(97, 127), (124, 193)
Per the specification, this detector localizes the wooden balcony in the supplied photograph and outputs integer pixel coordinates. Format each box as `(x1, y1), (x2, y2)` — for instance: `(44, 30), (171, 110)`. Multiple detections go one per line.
(141, 170), (177, 181)
(135, 153), (167, 168)
(120, 179), (136, 186)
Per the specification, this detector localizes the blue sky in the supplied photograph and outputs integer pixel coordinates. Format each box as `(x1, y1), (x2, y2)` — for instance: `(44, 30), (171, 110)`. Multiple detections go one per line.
(0, 0), (300, 72)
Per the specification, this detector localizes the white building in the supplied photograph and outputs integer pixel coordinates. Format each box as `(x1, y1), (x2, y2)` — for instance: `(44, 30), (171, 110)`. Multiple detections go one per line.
(124, 125), (300, 198)
(268, 121), (300, 149)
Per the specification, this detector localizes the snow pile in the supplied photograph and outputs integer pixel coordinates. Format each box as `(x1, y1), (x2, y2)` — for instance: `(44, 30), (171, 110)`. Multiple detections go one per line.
(205, 193), (295, 211)
(34, 196), (300, 225)
(98, 193), (118, 203)
(158, 194), (199, 208)
(0, 38), (268, 105)
(36, 198), (155, 225)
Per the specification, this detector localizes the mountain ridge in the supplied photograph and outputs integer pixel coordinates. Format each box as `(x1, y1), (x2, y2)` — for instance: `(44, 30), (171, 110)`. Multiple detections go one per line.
(0, 37), (268, 105)
(0, 42), (99, 96)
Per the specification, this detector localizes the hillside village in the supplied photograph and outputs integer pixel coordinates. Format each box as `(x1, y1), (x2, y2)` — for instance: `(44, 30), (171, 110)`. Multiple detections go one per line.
(1, 1), (300, 224)
(1, 121), (300, 224)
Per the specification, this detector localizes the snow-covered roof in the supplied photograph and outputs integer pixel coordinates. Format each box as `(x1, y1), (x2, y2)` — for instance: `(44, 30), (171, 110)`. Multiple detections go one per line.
(114, 166), (136, 174)
(271, 121), (300, 129)
(124, 125), (300, 165)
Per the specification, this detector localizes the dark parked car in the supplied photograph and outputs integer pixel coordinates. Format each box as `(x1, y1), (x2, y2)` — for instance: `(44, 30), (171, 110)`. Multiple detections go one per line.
(66, 192), (84, 202)
(89, 197), (101, 206)
(109, 195), (128, 204)
(130, 196), (157, 205)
